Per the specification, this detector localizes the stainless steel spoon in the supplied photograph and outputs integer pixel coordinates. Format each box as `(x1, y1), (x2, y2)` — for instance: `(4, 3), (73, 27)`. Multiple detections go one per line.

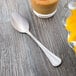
(11, 12), (62, 67)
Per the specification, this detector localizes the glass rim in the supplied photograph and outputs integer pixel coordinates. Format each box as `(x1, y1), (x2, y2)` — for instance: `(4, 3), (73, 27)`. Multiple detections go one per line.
(68, 1), (76, 10)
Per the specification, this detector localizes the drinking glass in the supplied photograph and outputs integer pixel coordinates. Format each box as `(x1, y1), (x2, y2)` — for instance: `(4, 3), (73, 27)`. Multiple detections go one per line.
(63, 0), (76, 53)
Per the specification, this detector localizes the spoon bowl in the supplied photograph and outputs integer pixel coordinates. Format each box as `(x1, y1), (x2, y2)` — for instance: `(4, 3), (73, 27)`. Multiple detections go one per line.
(11, 13), (29, 33)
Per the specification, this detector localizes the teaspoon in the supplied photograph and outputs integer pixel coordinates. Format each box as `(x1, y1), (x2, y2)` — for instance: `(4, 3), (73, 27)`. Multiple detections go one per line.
(11, 12), (62, 67)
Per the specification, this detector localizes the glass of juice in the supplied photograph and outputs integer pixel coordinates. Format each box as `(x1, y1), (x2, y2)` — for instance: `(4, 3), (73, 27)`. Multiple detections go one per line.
(31, 0), (59, 18)
(63, 0), (76, 53)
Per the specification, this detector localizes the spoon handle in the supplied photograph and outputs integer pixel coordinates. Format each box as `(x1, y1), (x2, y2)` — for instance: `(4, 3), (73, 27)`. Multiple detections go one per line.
(28, 32), (62, 67)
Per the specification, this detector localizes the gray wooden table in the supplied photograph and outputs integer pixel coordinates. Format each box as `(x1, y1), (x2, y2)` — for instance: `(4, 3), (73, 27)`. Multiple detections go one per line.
(0, 0), (76, 76)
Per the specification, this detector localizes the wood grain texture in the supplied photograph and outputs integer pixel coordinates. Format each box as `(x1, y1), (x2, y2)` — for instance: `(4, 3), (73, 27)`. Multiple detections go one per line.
(0, 0), (76, 76)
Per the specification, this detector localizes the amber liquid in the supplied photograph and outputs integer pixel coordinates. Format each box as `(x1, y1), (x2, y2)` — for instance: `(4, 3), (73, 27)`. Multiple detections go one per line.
(31, 0), (59, 14)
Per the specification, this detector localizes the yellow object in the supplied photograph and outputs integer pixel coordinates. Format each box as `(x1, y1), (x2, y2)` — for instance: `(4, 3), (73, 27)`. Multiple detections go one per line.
(65, 9), (76, 53)
(73, 46), (76, 53)
(68, 33), (76, 42)
(66, 17), (76, 32)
